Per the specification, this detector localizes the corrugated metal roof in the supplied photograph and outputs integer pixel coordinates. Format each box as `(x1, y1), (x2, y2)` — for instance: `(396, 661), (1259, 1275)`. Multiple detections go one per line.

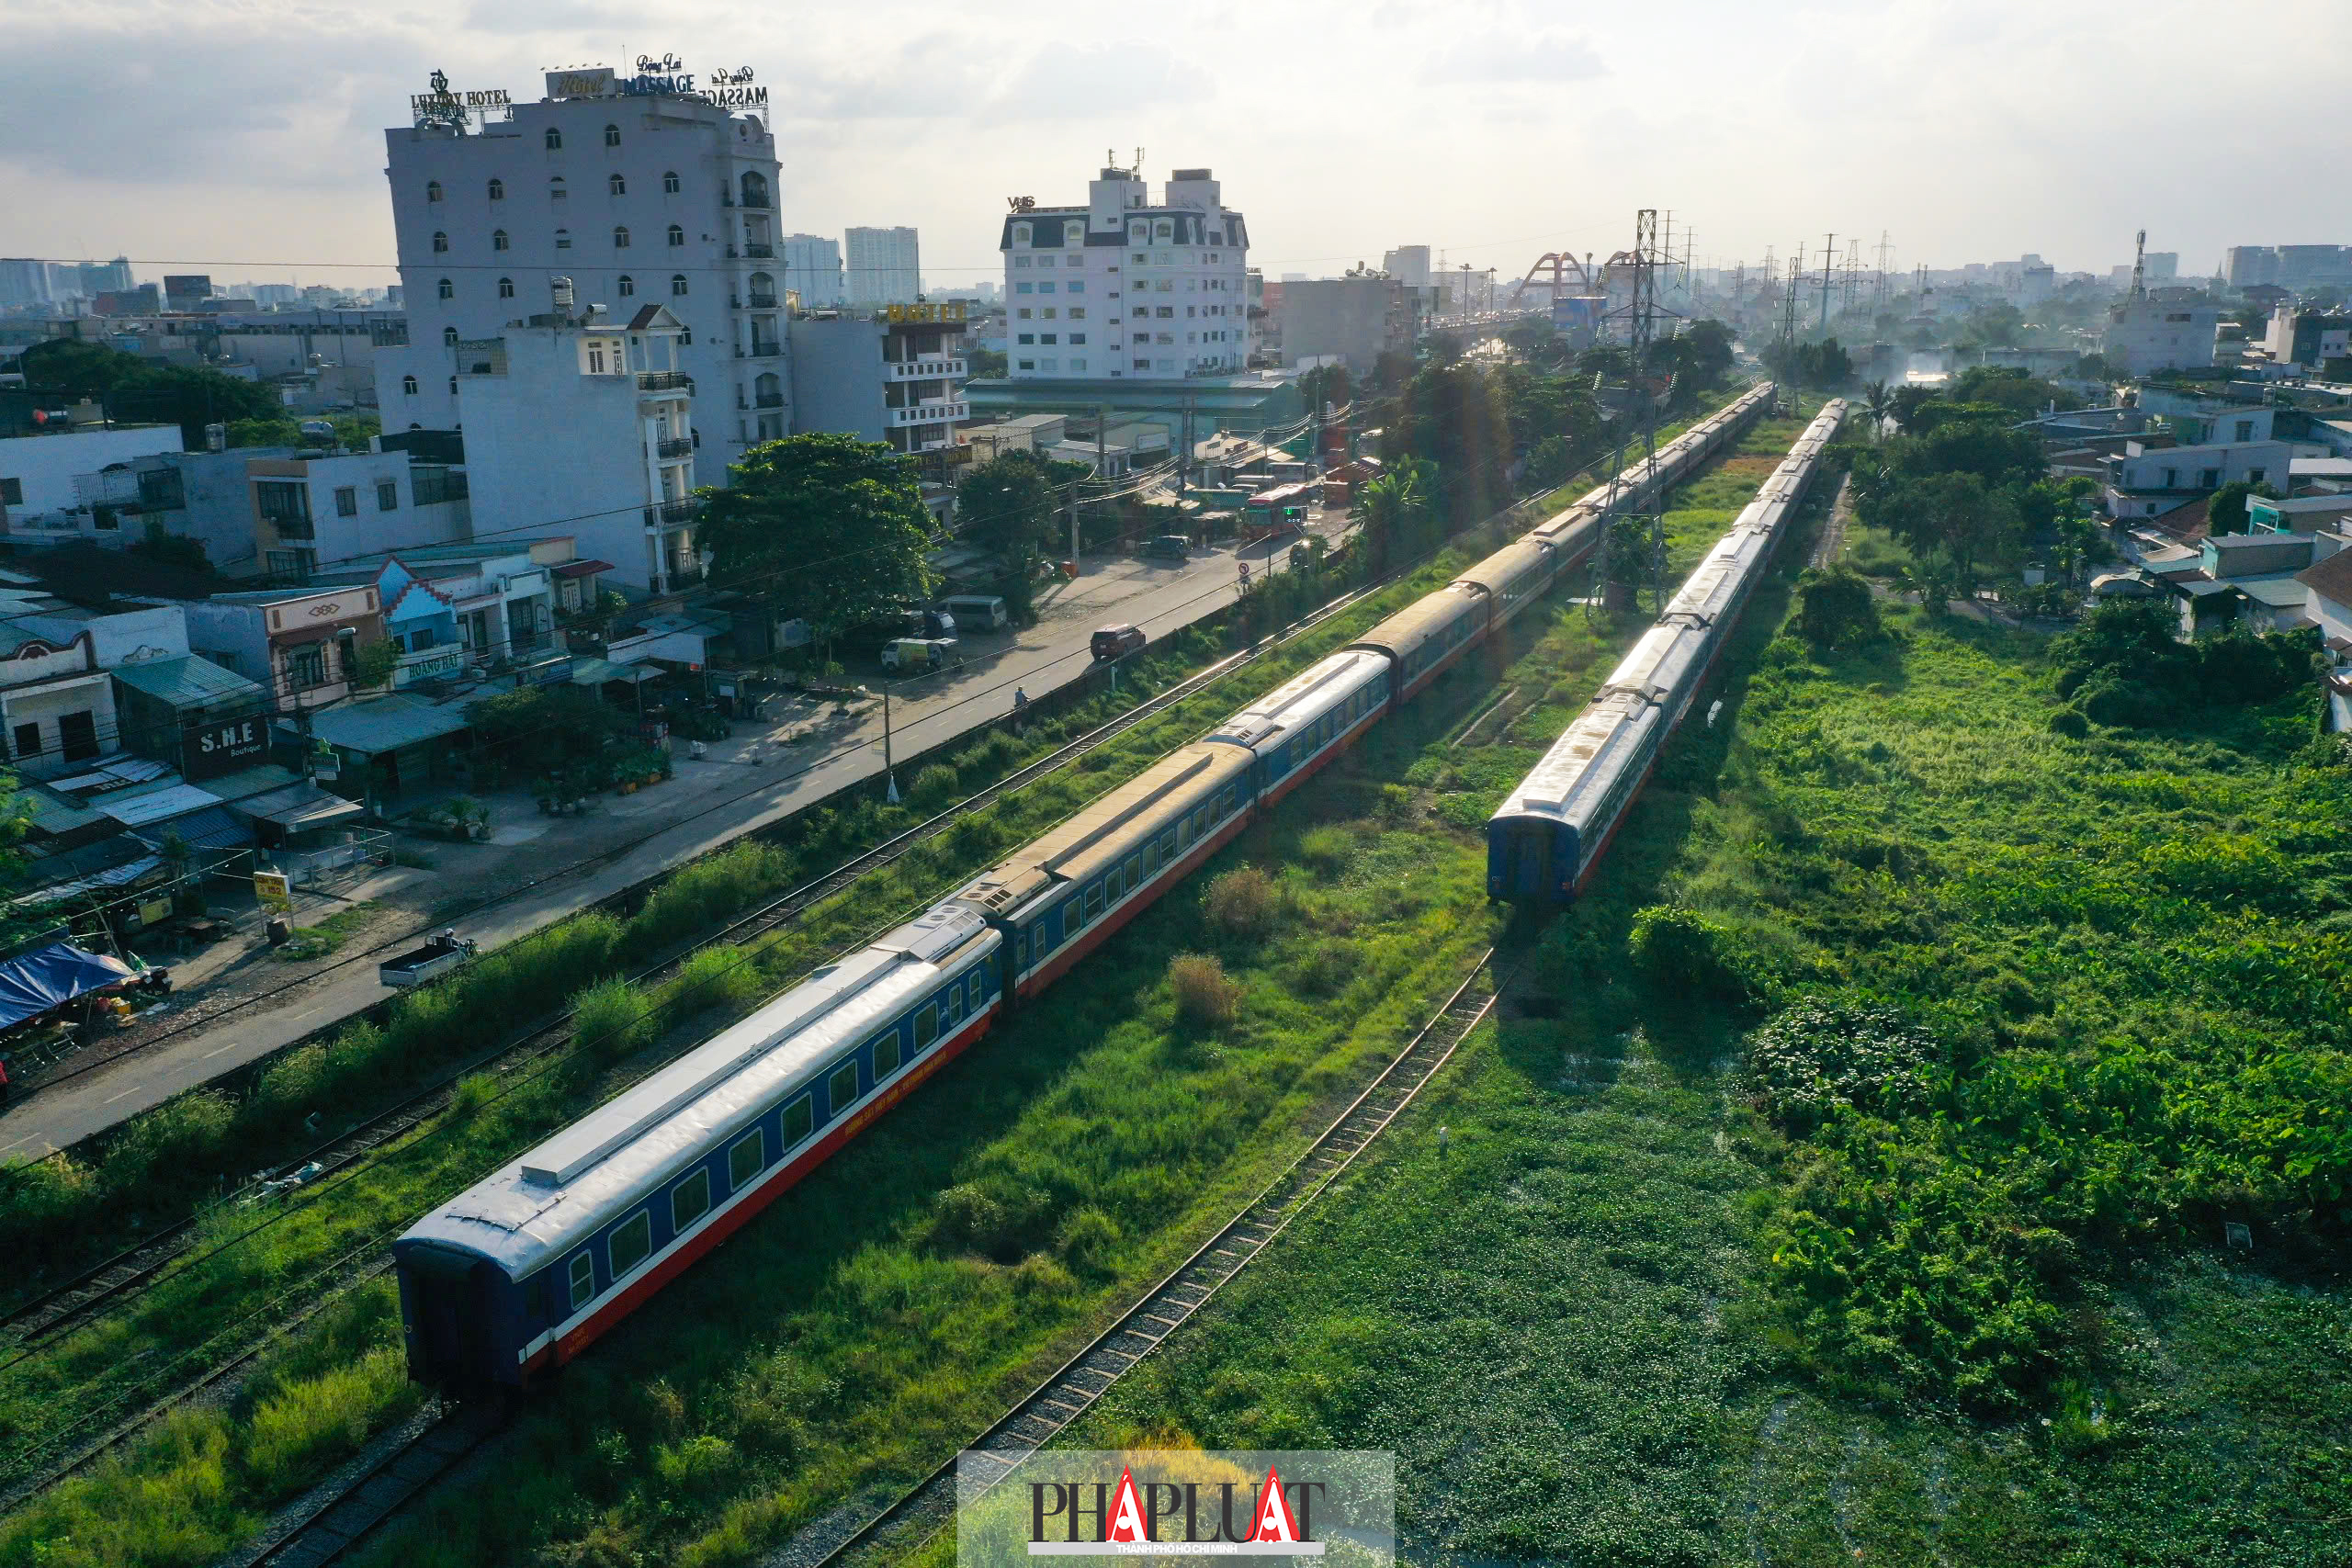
(136, 805), (254, 851)
(198, 763), (304, 804)
(230, 781), (365, 829)
(109, 655), (267, 708)
(309, 694), (468, 755)
(100, 783), (227, 828)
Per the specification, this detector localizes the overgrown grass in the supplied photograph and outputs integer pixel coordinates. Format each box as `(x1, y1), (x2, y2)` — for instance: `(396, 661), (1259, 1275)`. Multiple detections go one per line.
(272, 902), (379, 964)
(1049, 470), (2352, 1563)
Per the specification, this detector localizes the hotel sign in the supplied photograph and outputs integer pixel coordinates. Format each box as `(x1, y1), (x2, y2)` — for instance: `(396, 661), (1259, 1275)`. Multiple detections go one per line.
(544, 57), (766, 113)
(887, 302), (967, 323)
(412, 69), (512, 128)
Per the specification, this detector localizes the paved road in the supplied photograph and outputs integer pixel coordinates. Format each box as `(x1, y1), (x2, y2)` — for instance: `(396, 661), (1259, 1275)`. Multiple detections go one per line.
(0, 525), (1348, 1162)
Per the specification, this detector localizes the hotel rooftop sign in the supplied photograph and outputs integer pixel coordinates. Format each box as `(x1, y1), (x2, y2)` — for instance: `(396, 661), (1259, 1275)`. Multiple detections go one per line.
(543, 55), (767, 115)
(412, 69), (512, 128)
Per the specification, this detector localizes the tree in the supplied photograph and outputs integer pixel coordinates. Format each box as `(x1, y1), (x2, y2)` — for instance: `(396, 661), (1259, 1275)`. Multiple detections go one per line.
(21, 341), (279, 446)
(2206, 479), (2279, 536)
(966, 347), (1009, 378)
(1298, 363), (1352, 414)
(1906, 470), (2017, 593)
(128, 525), (214, 579)
(1386, 361), (1512, 525)
(1351, 461), (1439, 576)
(1956, 301), (2026, 348)
(1861, 380), (1896, 439)
(1948, 366), (2075, 417)
(1670, 319), (1736, 385)
(347, 637), (401, 691)
(956, 450), (1060, 621)
(1524, 434), (1576, 489)
(697, 434), (938, 664)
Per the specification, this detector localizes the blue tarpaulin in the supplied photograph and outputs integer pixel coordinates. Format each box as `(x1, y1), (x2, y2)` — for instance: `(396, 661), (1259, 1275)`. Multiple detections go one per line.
(0, 940), (134, 1032)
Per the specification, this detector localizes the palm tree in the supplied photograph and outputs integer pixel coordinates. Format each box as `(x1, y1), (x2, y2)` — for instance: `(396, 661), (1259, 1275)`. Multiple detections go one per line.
(1861, 379), (1896, 440)
(1351, 466), (1432, 576)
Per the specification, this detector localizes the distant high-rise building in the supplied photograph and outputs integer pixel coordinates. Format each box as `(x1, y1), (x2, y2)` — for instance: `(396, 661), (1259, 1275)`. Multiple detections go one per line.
(2143, 252), (2178, 280)
(1381, 246), (1433, 288)
(782, 234), (846, 308)
(163, 275), (213, 310)
(0, 259), (51, 307)
(845, 226), (921, 306)
(2226, 244), (2352, 290)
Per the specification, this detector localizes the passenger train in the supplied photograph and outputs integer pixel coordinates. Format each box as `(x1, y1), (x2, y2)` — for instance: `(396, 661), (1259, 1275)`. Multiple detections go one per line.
(394, 386), (1781, 1392)
(1487, 400), (1848, 906)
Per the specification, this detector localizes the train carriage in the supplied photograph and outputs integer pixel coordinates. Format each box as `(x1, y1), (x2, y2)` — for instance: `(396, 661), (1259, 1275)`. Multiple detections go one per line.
(1348, 585), (1487, 706)
(1204, 649), (1392, 805)
(948, 741), (1256, 1002)
(1451, 537), (1559, 629)
(396, 906), (1005, 1390)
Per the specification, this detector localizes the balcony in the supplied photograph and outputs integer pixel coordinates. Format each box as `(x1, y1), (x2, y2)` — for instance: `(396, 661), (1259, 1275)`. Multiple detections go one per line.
(741, 343), (784, 359)
(742, 243), (775, 259)
(638, 371), (694, 392)
(644, 499), (700, 527)
(655, 436), (694, 459)
(891, 400), (967, 426)
(740, 192), (771, 209)
(746, 291), (778, 310)
(754, 391), (785, 409)
(885, 357), (967, 381)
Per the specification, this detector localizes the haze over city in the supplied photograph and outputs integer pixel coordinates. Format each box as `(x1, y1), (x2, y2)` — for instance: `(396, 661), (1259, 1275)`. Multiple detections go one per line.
(9, 0), (2345, 286)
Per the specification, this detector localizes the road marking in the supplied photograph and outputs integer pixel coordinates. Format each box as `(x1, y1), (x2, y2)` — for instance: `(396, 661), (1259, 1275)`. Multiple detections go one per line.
(102, 1086), (145, 1105)
(202, 1041), (243, 1059)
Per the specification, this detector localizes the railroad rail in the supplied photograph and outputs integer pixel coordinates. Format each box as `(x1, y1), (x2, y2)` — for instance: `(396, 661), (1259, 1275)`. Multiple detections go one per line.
(760, 953), (1506, 1568)
(227, 1398), (507, 1568)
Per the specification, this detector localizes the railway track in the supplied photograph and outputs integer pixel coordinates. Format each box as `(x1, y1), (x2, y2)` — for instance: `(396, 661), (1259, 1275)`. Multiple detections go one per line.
(759, 953), (1505, 1568)
(227, 1398), (508, 1568)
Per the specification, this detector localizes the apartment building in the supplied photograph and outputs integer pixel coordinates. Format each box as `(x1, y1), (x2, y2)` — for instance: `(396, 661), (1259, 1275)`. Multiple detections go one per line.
(844, 226), (921, 308)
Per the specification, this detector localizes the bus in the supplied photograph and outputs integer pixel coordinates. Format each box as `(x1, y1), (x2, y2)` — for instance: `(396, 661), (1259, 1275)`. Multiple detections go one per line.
(1240, 482), (1317, 542)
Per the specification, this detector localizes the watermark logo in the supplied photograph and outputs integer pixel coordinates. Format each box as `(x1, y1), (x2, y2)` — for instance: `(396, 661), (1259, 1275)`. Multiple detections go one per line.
(957, 1450), (1393, 1565)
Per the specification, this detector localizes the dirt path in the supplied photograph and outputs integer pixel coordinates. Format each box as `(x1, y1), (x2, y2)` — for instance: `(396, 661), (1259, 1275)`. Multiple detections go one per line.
(1809, 474), (1855, 569)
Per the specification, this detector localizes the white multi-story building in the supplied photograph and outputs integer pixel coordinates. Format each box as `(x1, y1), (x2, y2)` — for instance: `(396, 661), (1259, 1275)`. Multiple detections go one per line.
(375, 66), (785, 463)
(845, 226), (921, 307)
(2103, 292), (2224, 377)
(455, 297), (701, 596)
(999, 164), (1250, 383)
(782, 233), (846, 308)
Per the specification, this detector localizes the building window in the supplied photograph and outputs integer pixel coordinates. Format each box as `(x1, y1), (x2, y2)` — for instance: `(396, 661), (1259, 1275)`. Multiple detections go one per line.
(488, 177), (504, 200)
(662, 170), (681, 194)
(545, 127), (562, 150)
(1130, 221), (1147, 243)
(604, 123), (621, 147)
(1018, 359), (1035, 371)
(549, 175), (567, 199)
(11, 723), (38, 760)
(618, 275), (635, 297)
(57, 712), (98, 763)
(378, 479), (399, 511)
(435, 277), (453, 299)
(1042, 308), (1057, 320)
(1070, 357), (1087, 372)
(401, 375), (418, 395)
(255, 479), (313, 538)
(1065, 220), (1084, 243)
(668, 224), (684, 246)
(1070, 333), (1086, 344)
(608, 172), (626, 196)
(1133, 358), (1150, 371)
(555, 228), (571, 249)
(499, 276), (514, 299)
(1132, 307), (1147, 318)
(1069, 308), (1085, 320)
(334, 486), (357, 516)
(1018, 333), (1034, 344)
(1040, 358), (1057, 371)
(443, 326), (459, 345)
(492, 229), (509, 251)
(448, 376), (458, 394)
(1155, 220), (1172, 240)
(1068, 282), (1085, 295)
(741, 171), (768, 208)
(1042, 333), (1057, 344)
(431, 231), (448, 253)
(613, 225), (630, 248)
(1017, 308), (1032, 320)
(1039, 282), (1056, 295)
(1012, 222), (1032, 245)
(1157, 306), (1173, 318)
(671, 273), (688, 296)
(425, 180), (442, 202)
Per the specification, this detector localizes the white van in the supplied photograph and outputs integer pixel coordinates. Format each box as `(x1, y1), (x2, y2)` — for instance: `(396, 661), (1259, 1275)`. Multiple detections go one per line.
(941, 594), (1010, 633)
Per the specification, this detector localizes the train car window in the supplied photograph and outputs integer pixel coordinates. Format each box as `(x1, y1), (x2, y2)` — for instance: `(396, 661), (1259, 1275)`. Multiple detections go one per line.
(1015, 929), (1032, 969)
(1105, 864), (1124, 901)
(873, 1028), (902, 1078)
(609, 1211), (651, 1277)
(830, 1058), (861, 1111)
(568, 1250), (594, 1311)
(1144, 839), (1160, 875)
(914, 1003), (939, 1049)
(673, 1168), (711, 1232)
(1177, 813), (1194, 850)
(943, 984), (963, 1027)
(1125, 852), (1143, 887)
(968, 970), (986, 1009)
(782, 1095), (813, 1147)
(1086, 882), (1106, 920)
(1160, 827), (1177, 860)
(729, 1127), (767, 1190)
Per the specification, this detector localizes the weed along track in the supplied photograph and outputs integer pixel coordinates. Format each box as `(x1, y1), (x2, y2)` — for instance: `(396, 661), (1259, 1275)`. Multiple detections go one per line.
(767, 957), (1506, 1568)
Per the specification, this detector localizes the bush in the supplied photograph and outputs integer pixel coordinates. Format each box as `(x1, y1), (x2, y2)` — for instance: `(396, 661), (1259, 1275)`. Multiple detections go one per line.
(571, 976), (653, 1061)
(1169, 953), (1240, 1030)
(1747, 994), (1939, 1130)
(665, 944), (767, 1025)
(1627, 905), (1758, 1008)
(2046, 705), (2089, 738)
(1796, 567), (1882, 649)
(1204, 868), (1280, 937)
(910, 763), (962, 812)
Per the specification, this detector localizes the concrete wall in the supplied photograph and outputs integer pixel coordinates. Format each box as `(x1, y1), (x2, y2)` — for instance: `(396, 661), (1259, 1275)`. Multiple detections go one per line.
(0, 426), (184, 513)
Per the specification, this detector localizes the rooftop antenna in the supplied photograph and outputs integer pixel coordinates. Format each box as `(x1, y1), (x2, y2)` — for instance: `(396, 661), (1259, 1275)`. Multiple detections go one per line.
(2131, 229), (2147, 300)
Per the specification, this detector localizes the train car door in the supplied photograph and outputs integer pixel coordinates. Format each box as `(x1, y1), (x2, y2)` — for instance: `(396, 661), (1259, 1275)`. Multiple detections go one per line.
(400, 1244), (507, 1391)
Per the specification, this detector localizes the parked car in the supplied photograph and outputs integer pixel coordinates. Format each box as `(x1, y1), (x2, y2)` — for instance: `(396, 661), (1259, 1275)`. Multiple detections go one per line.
(941, 594), (1010, 632)
(1091, 624), (1148, 661)
(901, 606), (956, 639)
(882, 637), (958, 673)
(1142, 536), (1190, 564)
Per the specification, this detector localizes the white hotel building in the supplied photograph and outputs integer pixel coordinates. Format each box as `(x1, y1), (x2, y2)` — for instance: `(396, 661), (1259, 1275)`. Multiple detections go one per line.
(1000, 165), (1250, 383)
(376, 68), (790, 463)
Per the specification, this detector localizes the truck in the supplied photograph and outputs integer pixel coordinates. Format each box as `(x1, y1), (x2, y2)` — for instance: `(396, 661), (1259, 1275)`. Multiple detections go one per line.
(881, 637), (958, 674)
(379, 931), (478, 988)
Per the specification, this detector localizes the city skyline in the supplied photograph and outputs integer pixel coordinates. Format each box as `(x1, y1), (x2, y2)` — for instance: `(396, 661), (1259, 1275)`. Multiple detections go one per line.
(6, 0), (2346, 296)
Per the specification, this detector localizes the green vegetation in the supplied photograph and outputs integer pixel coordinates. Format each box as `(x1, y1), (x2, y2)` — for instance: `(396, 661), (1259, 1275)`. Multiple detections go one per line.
(16, 341), (284, 448)
(273, 902), (379, 963)
(1057, 444), (2352, 1562)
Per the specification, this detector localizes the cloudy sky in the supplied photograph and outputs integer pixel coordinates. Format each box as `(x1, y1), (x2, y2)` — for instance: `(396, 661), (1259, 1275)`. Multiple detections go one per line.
(5, 0), (2343, 290)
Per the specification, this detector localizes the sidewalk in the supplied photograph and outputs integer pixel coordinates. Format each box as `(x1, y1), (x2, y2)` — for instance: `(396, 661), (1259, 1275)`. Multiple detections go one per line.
(0, 527), (1348, 1161)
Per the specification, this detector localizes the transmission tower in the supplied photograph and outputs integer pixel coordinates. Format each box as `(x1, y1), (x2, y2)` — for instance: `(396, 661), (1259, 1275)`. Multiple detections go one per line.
(1816, 232), (1837, 330)
(1775, 247), (1804, 416)
(1591, 209), (1672, 619)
